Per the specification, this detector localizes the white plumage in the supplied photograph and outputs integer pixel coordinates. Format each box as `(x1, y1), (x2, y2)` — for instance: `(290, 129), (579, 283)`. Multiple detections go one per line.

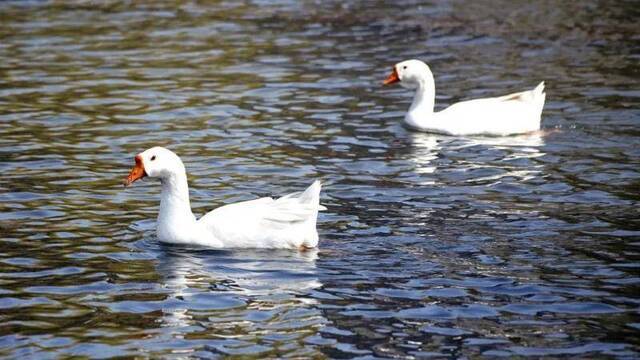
(384, 59), (546, 136)
(125, 147), (324, 249)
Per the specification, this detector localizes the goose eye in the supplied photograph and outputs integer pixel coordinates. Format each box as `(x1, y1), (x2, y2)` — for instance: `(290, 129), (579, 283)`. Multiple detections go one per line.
(403, 66), (407, 70)
(151, 155), (156, 161)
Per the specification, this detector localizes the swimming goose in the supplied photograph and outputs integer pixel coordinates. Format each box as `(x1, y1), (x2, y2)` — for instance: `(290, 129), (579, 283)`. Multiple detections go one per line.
(124, 146), (324, 249)
(383, 59), (546, 136)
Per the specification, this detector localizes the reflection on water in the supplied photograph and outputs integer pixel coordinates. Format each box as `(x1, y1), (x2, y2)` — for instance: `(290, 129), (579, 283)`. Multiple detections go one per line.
(149, 245), (323, 356)
(408, 132), (545, 180)
(0, 0), (639, 358)
(156, 245), (320, 299)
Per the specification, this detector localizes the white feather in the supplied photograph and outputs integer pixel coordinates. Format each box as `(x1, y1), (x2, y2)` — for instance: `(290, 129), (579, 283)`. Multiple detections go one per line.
(391, 60), (546, 136)
(129, 147), (324, 249)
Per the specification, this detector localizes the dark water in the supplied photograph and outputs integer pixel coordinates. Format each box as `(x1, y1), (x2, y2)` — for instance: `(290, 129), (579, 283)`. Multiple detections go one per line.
(1, 1), (639, 358)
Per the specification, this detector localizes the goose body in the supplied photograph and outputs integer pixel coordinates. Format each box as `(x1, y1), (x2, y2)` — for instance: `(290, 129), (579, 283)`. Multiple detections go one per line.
(124, 147), (323, 249)
(383, 59), (546, 136)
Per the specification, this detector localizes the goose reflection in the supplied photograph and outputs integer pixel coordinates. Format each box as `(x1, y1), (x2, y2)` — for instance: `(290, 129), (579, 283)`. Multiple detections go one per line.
(407, 133), (441, 179)
(408, 131), (546, 183)
(154, 245), (321, 328)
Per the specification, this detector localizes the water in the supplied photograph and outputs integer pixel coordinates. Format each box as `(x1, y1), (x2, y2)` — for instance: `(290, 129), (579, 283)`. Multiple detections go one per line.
(1, 0), (639, 358)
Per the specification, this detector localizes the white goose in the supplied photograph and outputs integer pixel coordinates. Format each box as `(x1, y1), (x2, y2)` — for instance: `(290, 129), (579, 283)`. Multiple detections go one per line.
(383, 59), (546, 136)
(124, 147), (324, 249)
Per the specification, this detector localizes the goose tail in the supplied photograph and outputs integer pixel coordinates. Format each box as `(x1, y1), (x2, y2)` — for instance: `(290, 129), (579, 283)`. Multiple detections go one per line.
(295, 180), (324, 248)
(278, 180), (325, 210)
(533, 81), (546, 112)
(299, 180), (326, 210)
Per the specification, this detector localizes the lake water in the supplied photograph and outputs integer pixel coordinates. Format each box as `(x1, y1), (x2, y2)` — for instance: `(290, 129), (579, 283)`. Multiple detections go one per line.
(0, 1), (639, 358)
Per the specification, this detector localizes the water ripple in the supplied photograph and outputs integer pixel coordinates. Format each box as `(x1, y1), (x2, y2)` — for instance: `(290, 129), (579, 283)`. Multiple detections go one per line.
(0, 0), (638, 358)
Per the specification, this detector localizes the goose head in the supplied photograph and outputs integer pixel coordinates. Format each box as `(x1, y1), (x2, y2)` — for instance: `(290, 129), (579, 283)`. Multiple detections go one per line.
(383, 59), (432, 89)
(124, 146), (185, 186)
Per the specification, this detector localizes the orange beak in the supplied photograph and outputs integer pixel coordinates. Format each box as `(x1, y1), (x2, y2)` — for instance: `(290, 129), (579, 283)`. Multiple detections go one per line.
(383, 67), (400, 85)
(124, 154), (147, 187)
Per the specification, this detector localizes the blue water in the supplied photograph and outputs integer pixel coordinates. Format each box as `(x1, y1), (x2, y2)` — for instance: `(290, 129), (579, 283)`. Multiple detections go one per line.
(0, 1), (638, 358)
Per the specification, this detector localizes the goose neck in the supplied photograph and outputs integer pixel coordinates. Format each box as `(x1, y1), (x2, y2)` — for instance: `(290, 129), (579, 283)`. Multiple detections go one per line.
(409, 75), (435, 115)
(159, 172), (194, 222)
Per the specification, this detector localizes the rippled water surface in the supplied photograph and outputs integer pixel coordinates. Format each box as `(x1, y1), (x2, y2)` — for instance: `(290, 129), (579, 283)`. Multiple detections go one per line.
(1, 1), (639, 358)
